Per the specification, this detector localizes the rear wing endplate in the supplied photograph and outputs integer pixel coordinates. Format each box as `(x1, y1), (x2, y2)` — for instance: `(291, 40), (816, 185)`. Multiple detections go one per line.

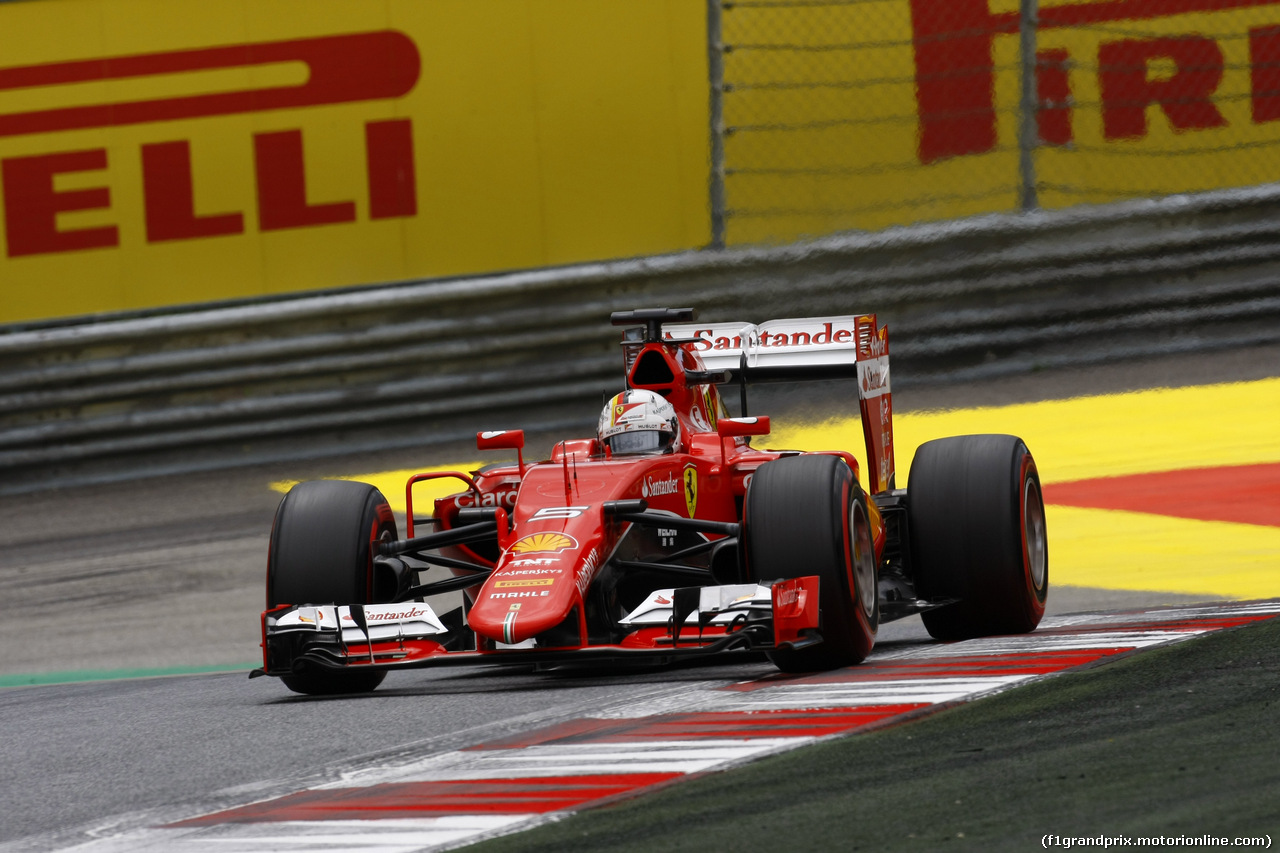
(665, 315), (895, 493)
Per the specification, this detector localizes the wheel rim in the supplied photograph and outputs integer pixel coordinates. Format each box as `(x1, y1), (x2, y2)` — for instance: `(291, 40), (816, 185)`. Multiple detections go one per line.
(851, 503), (877, 620)
(1023, 477), (1047, 592)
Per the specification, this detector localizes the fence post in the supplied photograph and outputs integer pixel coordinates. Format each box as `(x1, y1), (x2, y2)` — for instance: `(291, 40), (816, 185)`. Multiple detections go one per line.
(1018, 0), (1040, 211)
(707, 0), (727, 248)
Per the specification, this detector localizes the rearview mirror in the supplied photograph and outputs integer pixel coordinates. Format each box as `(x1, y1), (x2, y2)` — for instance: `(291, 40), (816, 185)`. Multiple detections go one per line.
(477, 430), (525, 474)
(717, 416), (770, 438)
(477, 430), (525, 451)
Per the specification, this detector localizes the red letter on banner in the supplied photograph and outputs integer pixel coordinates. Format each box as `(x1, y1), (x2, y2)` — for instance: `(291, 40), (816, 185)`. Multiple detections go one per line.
(366, 119), (417, 219)
(1037, 48), (1073, 146)
(2, 149), (118, 257)
(253, 129), (356, 231)
(142, 141), (244, 242)
(909, 0), (1001, 163)
(1099, 37), (1227, 140)
(1250, 26), (1280, 124)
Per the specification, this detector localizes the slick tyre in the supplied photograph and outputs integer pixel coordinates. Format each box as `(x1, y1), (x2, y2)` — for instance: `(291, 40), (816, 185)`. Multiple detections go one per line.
(907, 434), (1048, 641)
(744, 454), (878, 672)
(267, 479), (398, 696)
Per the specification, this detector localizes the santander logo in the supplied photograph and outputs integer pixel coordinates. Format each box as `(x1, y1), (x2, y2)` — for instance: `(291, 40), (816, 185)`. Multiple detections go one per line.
(641, 473), (680, 498)
(342, 606), (430, 622)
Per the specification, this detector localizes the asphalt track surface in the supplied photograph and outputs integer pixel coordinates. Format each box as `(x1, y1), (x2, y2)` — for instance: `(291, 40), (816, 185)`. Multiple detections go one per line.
(1, 344), (1278, 850)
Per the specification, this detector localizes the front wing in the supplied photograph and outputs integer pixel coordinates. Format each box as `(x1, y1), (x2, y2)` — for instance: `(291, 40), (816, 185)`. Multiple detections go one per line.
(253, 576), (821, 678)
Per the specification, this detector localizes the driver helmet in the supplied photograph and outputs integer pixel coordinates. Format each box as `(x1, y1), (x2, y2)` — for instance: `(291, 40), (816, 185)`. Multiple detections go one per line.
(598, 389), (680, 455)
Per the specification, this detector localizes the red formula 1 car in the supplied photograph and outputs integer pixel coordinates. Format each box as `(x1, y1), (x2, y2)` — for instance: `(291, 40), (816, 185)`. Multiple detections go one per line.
(254, 308), (1048, 695)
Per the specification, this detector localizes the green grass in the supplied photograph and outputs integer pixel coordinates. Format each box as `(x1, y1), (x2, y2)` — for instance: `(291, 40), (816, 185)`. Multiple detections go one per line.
(465, 617), (1280, 852)
(0, 663), (259, 688)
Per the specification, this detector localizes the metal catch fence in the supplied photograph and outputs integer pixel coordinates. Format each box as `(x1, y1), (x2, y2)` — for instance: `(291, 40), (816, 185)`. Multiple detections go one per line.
(712, 0), (1280, 245)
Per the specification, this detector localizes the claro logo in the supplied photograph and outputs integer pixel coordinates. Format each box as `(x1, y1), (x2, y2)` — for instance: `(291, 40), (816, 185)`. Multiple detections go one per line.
(0, 31), (420, 258)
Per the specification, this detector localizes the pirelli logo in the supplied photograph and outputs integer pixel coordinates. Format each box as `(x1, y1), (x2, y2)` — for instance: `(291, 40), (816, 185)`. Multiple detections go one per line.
(0, 31), (420, 258)
(493, 579), (555, 589)
(910, 0), (1280, 163)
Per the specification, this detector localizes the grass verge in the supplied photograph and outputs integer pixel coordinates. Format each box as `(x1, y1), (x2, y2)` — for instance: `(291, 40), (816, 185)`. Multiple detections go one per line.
(0, 663), (258, 688)
(465, 617), (1280, 852)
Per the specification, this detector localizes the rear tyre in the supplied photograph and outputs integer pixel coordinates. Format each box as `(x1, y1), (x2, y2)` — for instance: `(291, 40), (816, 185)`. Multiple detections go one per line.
(267, 479), (398, 695)
(907, 434), (1048, 641)
(744, 455), (878, 672)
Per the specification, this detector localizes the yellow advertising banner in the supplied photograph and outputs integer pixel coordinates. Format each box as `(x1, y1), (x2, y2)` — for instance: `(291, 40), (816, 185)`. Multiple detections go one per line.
(719, 0), (1280, 244)
(10, 0), (1280, 324)
(0, 0), (711, 324)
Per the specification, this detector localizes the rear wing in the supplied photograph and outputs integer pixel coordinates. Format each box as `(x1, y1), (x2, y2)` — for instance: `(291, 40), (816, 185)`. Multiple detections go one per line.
(665, 314), (895, 493)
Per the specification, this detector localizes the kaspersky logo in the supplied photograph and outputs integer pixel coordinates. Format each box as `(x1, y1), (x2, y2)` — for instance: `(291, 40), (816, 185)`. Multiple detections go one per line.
(0, 31), (420, 258)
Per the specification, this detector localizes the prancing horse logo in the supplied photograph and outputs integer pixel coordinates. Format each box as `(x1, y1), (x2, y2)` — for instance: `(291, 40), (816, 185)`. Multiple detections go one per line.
(683, 464), (698, 517)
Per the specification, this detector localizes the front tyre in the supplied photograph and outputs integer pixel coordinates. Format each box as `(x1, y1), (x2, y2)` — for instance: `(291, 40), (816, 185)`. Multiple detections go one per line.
(267, 479), (398, 695)
(907, 434), (1048, 641)
(744, 454), (878, 672)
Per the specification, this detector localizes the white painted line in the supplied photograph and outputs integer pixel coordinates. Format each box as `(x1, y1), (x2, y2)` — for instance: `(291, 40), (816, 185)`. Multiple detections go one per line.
(342, 739), (802, 786)
(717, 676), (1032, 708)
(871, 630), (1192, 658)
(32, 816), (535, 853)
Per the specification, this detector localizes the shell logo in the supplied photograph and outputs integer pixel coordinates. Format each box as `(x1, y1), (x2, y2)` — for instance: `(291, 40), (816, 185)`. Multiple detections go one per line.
(509, 532), (578, 555)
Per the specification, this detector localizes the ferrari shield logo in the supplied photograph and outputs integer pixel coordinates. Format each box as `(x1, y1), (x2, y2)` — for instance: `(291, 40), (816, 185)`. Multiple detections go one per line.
(683, 465), (698, 517)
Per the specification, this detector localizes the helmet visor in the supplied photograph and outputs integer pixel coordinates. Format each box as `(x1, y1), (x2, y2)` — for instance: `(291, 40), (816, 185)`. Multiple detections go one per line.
(609, 430), (667, 455)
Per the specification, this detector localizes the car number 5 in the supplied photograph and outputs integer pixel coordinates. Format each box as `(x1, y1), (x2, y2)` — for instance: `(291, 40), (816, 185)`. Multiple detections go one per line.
(530, 506), (589, 520)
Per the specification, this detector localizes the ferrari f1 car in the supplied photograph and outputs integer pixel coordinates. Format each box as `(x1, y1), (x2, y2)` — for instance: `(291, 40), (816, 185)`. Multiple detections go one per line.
(254, 308), (1048, 695)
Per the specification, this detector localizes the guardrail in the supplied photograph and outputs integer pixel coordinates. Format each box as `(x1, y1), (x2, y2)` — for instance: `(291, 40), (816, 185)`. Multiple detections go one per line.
(4, 184), (1280, 493)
